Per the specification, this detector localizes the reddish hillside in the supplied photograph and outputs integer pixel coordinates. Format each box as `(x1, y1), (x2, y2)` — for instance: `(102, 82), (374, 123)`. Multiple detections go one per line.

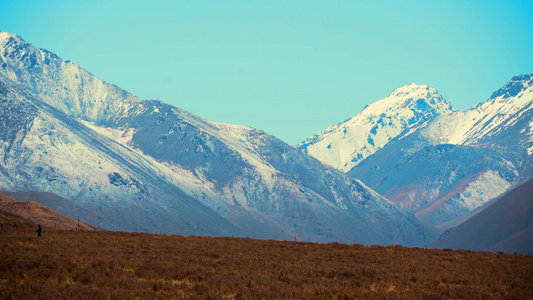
(4, 191), (106, 228)
(431, 178), (533, 254)
(0, 210), (36, 230)
(0, 192), (99, 230)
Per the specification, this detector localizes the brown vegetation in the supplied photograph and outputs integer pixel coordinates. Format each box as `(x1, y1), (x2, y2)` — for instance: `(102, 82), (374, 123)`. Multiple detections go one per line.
(1, 229), (532, 299)
(3, 191), (107, 228)
(0, 192), (98, 230)
(0, 210), (35, 230)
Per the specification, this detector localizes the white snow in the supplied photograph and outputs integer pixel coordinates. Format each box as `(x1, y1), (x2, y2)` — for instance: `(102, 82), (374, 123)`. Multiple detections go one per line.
(527, 122), (533, 155)
(170, 108), (279, 181)
(0, 32), (17, 44)
(450, 170), (510, 211)
(413, 79), (533, 147)
(79, 120), (136, 147)
(0, 31), (142, 125)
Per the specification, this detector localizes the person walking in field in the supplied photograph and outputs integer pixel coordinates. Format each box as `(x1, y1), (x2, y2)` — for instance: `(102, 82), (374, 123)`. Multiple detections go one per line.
(36, 224), (42, 237)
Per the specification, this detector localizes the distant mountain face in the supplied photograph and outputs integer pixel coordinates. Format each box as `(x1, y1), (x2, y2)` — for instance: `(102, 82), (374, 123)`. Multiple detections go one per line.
(298, 84), (455, 172)
(0, 32), (437, 246)
(430, 177), (533, 255)
(349, 74), (533, 228)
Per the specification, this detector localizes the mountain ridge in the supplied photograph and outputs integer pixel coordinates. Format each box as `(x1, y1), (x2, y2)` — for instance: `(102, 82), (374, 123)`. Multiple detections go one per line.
(0, 31), (436, 246)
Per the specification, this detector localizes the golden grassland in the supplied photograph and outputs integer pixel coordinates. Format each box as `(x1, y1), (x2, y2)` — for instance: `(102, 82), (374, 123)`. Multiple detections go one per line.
(1, 229), (532, 299)
(0, 210), (35, 230)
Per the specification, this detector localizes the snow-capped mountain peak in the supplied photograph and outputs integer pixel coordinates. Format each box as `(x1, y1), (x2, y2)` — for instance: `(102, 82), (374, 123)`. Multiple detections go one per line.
(298, 83), (455, 172)
(490, 74), (533, 99)
(357, 83), (453, 119)
(349, 73), (533, 229)
(0, 32), (141, 125)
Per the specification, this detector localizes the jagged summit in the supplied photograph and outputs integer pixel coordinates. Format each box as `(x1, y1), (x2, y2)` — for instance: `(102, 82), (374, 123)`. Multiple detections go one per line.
(390, 83), (434, 96)
(355, 83), (454, 119)
(490, 73), (533, 99)
(298, 83), (455, 172)
(0, 31), (141, 124)
(0, 31), (18, 43)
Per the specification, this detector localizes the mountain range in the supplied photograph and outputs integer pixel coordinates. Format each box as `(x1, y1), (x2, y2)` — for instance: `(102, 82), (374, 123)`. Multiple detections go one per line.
(1, 31), (531, 250)
(0, 32), (436, 246)
(302, 74), (533, 231)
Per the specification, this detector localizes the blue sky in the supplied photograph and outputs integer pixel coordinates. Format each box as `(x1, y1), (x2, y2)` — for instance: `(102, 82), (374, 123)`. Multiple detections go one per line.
(2, 0), (533, 144)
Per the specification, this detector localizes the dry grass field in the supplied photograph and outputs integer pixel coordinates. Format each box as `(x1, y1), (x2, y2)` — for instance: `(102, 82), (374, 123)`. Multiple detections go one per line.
(1, 229), (532, 299)
(0, 192), (97, 231)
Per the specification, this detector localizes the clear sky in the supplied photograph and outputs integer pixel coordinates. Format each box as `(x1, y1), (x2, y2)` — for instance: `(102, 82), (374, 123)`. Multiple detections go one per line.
(1, 0), (533, 144)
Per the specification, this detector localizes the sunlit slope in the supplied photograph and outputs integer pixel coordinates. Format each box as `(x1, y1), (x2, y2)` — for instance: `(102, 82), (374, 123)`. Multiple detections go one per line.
(0, 192), (97, 230)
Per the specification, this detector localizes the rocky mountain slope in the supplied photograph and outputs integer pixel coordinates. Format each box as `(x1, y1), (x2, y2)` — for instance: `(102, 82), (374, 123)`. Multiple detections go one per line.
(0, 32), (437, 246)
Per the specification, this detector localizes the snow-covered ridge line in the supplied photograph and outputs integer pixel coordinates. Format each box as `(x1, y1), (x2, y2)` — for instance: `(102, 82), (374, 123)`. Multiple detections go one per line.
(0, 31), (142, 125)
(298, 83), (456, 172)
(79, 120), (136, 147)
(407, 74), (533, 146)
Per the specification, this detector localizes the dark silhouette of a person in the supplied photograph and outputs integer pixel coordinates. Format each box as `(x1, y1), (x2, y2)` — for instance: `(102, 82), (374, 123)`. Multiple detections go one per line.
(36, 224), (42, 237)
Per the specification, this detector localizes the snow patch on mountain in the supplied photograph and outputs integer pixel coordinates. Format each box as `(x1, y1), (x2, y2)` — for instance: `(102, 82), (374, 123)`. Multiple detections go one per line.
(79, 120), (136, 147)
(526, 122), (533, 155)
(458, 170), (511, 211)
(78, 118), (221, 204)
(0, 32), (17, 44)
(207, 122), (278, 179)
(416, 170), (511, 226)
(4, 114), (136, 204)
